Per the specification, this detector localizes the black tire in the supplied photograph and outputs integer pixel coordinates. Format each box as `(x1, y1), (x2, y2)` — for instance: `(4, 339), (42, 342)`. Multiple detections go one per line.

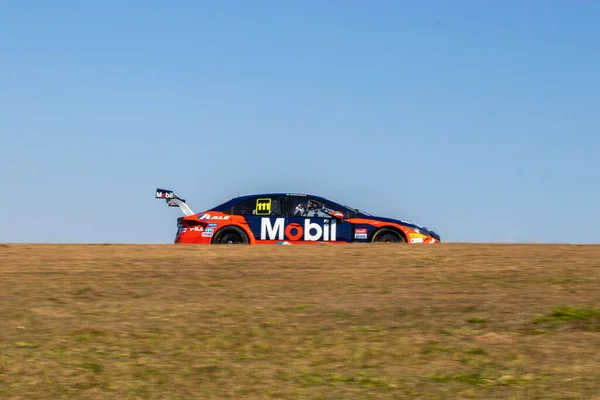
(371, 228), (406, 243)
(211, 226), (249, 245)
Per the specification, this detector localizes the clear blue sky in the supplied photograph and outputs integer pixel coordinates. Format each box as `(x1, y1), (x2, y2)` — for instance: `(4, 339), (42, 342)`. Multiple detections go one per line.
(1, 1), (598, 244)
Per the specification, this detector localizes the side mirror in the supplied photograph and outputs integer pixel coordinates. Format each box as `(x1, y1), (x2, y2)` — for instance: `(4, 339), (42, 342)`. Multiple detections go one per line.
(331, 211), (345, 221)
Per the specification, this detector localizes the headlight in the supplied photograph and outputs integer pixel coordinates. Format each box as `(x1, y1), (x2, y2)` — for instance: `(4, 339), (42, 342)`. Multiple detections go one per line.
(414, 227), (435, 237)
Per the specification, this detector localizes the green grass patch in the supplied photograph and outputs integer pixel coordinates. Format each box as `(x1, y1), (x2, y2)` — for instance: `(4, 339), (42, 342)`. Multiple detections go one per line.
(294, 372), (399, 391)
(71, 329), (106, 342)
(14, 341), (38, 348)
(465, 348), (488, 355)
(532, 306), (600, 331)
(432, 372), (489, 386)
(421, 342), (456, 355)
(467, 317), (488, 324)
(333, 311), (354, 318)
(432, 371), (536, 387)
(534, 306), (600, 323)
(80, 362), (104, 374)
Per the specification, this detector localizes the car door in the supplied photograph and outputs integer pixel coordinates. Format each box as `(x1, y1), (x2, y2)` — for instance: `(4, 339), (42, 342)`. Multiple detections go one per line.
(230, 196), (286, 242)
(284, 195), (353, 243)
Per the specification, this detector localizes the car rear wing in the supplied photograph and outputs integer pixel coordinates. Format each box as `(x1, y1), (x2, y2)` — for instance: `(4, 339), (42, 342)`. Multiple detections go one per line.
(155, 188), (195, 216)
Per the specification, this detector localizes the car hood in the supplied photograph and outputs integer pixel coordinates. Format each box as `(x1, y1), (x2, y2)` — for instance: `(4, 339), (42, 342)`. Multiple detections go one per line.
(368, 216), (440, 239)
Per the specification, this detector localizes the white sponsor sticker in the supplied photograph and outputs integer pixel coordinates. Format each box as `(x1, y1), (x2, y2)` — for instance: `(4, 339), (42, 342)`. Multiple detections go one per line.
(198, 213), (230, 220)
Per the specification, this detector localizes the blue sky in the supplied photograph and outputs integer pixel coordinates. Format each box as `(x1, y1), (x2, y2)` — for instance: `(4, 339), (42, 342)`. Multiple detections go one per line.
(1, 0), (598, 244)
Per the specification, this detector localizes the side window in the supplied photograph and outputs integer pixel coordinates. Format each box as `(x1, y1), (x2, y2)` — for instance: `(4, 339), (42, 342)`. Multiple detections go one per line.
(290, 196), (348, 218)
(231, 198), (255, 216)
(289, 196), (309, 217)
(232, 197), (283, 216)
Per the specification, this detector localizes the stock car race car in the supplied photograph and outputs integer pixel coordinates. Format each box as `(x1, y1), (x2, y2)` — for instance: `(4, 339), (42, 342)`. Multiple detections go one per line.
(155, 189), (441, 245)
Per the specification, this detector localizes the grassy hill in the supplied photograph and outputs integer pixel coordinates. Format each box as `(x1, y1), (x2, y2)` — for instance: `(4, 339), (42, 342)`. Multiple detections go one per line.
(1, 243), (600, 399)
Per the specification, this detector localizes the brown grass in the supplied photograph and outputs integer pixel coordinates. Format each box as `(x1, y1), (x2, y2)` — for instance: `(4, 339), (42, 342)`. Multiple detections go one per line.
(1, 243), (600, 399)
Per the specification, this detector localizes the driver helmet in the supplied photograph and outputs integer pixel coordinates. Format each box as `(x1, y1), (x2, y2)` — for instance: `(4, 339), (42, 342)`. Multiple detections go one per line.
(294, 203), (305, 216)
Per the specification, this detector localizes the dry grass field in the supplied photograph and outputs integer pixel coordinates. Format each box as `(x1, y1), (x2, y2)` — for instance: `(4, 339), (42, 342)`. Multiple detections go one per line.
(1, 243), (600, 399)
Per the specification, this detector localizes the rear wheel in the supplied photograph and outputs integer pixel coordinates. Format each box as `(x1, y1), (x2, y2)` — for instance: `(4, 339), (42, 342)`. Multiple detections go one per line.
(371, 228), (406, 243)
(212, 226), (249, 245)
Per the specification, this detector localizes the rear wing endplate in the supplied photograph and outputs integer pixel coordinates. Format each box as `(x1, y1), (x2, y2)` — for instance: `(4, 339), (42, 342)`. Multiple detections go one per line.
(155, 188), (195, 216)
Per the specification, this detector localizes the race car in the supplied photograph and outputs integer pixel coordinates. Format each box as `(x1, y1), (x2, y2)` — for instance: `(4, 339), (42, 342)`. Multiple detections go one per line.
(155, 188), (441, 245)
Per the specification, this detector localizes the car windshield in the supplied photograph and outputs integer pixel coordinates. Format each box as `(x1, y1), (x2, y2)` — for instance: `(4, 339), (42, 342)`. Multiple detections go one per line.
(344, 205), (373, 217)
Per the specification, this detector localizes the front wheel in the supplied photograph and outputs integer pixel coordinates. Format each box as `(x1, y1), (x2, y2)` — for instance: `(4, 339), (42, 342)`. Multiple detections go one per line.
(371, 228), (406, 243)
(212, 226), (249, 245)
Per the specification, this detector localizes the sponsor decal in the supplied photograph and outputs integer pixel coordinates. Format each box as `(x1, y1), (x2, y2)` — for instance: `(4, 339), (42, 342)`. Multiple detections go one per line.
(256, 198), (271, 215)
(354, 228), (368, 240)
(202, 232), (213, 237)
(156, 190), (174, 199)
(205, 227), (214, 233)
(276, 241), (292, 245)
(410, 237), (424, 243)
(198, 213), (230, 220)
(260, 218), (337, 241)
(208, 223), (219, 227)
(189, 226), (204, 232)
(177, 227), (187, 234)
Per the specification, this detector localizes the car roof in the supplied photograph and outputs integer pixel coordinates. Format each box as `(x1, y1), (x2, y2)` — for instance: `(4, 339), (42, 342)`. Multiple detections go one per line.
(210, 192), (342, 211)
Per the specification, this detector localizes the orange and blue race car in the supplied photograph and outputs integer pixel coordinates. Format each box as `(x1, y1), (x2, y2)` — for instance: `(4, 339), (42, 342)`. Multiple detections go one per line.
(155, 188), (441, 245)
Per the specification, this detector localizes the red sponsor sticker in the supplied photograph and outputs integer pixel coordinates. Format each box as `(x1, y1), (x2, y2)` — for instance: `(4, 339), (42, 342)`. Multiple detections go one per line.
(355, 228), (367, 234)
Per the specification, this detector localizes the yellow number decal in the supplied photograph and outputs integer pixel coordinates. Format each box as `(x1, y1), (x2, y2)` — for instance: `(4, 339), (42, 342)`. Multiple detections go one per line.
(256, 198), (271, 215)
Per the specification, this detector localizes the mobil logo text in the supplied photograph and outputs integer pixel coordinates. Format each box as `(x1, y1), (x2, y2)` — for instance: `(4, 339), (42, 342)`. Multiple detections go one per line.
(260, 218), (337, 241)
